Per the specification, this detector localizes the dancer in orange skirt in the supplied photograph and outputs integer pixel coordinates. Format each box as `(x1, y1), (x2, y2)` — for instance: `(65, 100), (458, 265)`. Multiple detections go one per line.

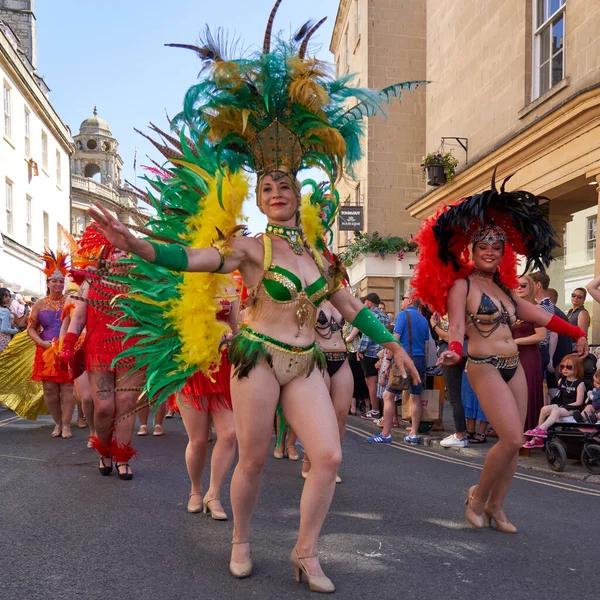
(27, 250), (75, 438)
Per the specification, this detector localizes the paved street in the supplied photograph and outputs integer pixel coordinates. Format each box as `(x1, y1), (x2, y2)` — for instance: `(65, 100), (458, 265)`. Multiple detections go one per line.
(1, 405), (598, 600)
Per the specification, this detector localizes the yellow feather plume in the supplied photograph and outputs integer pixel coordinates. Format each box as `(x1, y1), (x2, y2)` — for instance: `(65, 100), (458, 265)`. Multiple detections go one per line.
(288, 78), (330, 112)
(299, 193), (324, 249)
(166, 170), (249, 376)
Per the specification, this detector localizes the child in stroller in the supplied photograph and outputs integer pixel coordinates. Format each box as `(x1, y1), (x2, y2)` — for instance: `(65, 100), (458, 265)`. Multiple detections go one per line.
(573, 368), (600, 424)
(523, 353), (587, 449)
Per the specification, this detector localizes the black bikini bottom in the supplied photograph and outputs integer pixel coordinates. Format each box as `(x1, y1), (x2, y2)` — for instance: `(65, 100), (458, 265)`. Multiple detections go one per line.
(324, 351), (348, 378)
(467, 353), (520, 383)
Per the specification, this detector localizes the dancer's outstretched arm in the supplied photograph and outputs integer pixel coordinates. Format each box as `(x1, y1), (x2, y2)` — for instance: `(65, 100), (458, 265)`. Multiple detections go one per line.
(330, 288), (420, 385)
(88, 203), (257, 274)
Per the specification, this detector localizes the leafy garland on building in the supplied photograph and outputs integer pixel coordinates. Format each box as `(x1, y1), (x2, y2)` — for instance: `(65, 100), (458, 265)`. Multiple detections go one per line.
(339, 231), (417, 266)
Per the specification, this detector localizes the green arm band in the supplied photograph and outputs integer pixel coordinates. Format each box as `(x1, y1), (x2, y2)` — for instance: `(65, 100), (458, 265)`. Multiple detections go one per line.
(352, 307), (400, 345)
(148, 242), (189, 271)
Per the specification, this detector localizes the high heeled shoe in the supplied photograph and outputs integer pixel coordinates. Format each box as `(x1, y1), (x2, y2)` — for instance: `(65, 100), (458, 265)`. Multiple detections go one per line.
(229, 541), (252, 578)
(301, 458), (310, 480)
(187, 492), (203, 513)
(203, 496), (228, 520)
(273, 448), (285, 459)
(484, 503), (518, 534)
(290, 548), (335, 594)
(98, 456), (113, 476)
(286, 445), (300, 461)
(51, 424), (62, 438)
(464, 485), (485, 529)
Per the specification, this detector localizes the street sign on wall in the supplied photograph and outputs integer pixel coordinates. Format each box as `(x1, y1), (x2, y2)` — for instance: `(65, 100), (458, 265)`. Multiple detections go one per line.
(338, 206), (363, 231)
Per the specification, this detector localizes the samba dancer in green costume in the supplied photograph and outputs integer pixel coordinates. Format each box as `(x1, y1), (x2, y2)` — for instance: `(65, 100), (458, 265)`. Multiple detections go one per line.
(89, 1), (425, 592)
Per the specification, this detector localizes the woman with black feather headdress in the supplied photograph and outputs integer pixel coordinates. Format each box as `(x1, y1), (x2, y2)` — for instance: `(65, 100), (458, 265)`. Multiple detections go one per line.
(412, 173), (588, 533)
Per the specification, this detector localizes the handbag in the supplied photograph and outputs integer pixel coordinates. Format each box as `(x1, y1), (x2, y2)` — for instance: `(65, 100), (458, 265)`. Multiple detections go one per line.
(388, 310), (412, 392)
(401, 389), (440, 420)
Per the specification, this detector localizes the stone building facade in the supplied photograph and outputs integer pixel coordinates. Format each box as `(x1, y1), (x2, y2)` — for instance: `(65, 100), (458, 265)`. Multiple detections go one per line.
(409, 0), (600, 340)
(330, 0), (426, 311)
(0, 0), (72, 295)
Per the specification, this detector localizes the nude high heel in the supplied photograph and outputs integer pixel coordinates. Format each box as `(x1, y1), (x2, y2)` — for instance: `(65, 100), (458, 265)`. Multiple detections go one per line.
(301, 458), (310, 480)
(203, 495), (228, 520)
(187, 492), (203, 513)
(290, 548), (335, 593)
(229, 541), (252, 579)
(464, 485), (485, 529)
(484, 503), (518, 534)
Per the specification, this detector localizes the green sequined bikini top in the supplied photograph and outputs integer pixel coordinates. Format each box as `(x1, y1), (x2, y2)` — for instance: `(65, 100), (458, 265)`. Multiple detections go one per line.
(254, 235), (329, 329)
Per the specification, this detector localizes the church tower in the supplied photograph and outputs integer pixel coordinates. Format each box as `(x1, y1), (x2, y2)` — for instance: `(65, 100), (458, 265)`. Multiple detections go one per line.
(72, 107), (123, 187)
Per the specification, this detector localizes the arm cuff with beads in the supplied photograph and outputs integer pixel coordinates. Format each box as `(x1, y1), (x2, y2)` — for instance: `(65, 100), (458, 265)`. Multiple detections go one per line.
(149, 242), (189, 271)
(352, 307), (399, 345)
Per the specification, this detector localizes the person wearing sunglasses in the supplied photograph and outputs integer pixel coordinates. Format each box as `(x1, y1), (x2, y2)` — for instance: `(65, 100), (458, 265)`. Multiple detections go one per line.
(567, 288), (590, 341)
(524, 353), (586, 447)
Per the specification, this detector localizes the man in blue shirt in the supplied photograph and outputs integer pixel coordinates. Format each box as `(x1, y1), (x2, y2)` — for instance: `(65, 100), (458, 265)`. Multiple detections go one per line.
(357, 292), (391, 418)
(369, 289), (430, 444)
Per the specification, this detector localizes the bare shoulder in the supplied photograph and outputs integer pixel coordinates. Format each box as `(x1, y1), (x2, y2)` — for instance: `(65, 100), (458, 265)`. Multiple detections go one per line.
(232, 234), (263, 261)
(449, 278), (468, 295)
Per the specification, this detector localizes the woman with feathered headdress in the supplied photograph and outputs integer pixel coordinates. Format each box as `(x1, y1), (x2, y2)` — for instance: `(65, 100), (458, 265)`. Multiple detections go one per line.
(88, 1), (424, 591)
(27, 250), (75, 438)
(412, 174), (589, 533)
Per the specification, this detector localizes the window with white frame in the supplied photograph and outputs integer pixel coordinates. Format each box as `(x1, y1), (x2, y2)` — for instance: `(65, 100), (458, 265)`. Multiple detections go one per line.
(3, 82), (11, 138)
(24, 108), (31, 156)
(56, 150), (61, 186)
(41, 131), (48, 171)
(26, 195), (32, 246)
(345, 27), (349, 72)
(587, 215), (596, 262)
(533, 0), (566, 100)
(5, 179), (13, 235)
(43, 211), (49, 248)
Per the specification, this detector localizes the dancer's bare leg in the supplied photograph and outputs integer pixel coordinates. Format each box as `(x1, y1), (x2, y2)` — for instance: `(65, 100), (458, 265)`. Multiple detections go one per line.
(75, 373), (94, 433)
(281, 369), (342, 579)
(114, 369), (144, 476)
(89, 370), (116, 466)
(206, 408), (236, 506)
(468, 364), (526, 510)
(42, 381), (62, 428)
(59, 383), (76, 428)
(230, 364), (280, 564)
(178, 399), (210, 497)
(330, 361), (353, 441)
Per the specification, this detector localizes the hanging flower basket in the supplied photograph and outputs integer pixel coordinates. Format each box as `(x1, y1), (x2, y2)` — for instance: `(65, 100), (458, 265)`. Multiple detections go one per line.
(421, 151), (459, 186)
(425, 164), (446, 186)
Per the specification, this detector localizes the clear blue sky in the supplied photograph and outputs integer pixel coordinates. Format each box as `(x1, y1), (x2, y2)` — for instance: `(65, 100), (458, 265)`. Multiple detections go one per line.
(36, 0), (339, 233)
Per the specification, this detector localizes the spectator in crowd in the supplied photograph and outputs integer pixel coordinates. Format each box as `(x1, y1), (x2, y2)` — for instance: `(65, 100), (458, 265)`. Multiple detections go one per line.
(343, 320), (368, 415)
(524, 354), (587, 448)
(512, 275), (546, 431)
(357, 293), (391, 419)
(378, 301), (387, 312)
(461, 369), (489, 443)
(531, 271), (572, 399)
(567, 287), (590, 339)
(0, 287), (19, 354)
(394, 289), (430, 444)
(547, 288), (559, 305)
(433, 313), (469, 448)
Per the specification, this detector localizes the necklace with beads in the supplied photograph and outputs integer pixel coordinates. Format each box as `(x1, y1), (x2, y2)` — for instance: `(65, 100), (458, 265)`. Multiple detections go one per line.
(266, 223), (304, 255)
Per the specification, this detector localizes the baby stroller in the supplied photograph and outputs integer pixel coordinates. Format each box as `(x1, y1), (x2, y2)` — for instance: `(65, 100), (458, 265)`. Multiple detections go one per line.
(545, 417), (600, 474)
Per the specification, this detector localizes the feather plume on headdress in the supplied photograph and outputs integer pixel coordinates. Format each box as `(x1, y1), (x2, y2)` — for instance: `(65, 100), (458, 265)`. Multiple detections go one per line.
(40, 249), (69, 280)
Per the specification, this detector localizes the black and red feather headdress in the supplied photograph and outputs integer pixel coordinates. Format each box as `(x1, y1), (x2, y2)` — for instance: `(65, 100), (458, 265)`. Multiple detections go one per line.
(412, 173), (559, 315)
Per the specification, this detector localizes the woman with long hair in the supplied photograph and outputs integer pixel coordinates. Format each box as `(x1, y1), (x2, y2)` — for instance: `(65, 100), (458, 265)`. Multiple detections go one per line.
(413, 177), (587, 534)
(512, 275), (546, 432)
(85, 3), (421, 590)
(27, 251), (75, 438)
(0, 287), (18, 353)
